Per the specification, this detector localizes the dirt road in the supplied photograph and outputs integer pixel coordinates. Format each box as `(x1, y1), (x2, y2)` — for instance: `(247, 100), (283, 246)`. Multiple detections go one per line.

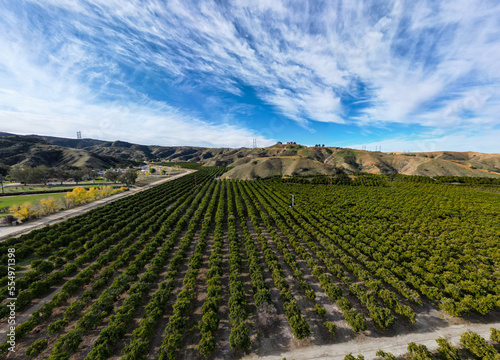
(0, 170), (195, 241)
(242, 320), (500, 360)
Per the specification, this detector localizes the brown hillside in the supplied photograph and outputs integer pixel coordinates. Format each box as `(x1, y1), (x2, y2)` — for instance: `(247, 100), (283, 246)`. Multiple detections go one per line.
(1, 134), (499, 178)
(219, 145), (500, 179)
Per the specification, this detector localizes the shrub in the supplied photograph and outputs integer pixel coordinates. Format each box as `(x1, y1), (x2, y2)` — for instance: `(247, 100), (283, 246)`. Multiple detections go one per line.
(315, 304), (326, 317)
(26, 338), (48, 358)
(376, 350), (396, 359)
(345, 354), (364, 360)
(491, 327), (500, 342)
(323, 321), (336, 337)
(460, 331), (499, 360)
(1, 214), (18, 224)
(407, 342), (432, 360)
(229, 322), (250, 350)
(305, 289), (316, 300)
(435, 338), (459, 360)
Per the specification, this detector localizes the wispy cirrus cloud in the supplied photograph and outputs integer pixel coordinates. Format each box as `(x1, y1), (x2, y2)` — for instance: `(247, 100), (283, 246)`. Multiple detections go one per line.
(0, 0), (276, 147)
(1, 0), (500, 150)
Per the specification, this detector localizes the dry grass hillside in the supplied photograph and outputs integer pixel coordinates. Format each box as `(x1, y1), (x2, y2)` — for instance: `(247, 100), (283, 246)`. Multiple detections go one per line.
(218, 144), (500, 179)
(0, 135), (117, 169)
(1, 133), (499, 178)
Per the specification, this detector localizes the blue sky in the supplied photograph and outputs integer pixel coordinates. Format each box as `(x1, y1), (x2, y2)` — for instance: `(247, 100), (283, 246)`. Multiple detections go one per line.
(1, 0), (500, 152)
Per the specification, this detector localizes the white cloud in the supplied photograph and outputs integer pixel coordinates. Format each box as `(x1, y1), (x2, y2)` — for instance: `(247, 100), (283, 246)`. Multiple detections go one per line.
(0, 103), (274, 148)
(2, 0), (500, 151)
(0, 0), (277, 148)
(349, 129), (500, 154)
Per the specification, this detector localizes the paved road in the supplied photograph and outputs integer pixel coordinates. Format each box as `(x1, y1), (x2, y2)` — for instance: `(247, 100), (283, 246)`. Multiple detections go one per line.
(0, 170), (195, 241)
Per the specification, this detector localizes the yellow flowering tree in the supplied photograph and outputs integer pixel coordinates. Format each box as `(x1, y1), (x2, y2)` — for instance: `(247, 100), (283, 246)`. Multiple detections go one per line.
(38, 198), (59, 216)
(99, 186), (114, 198)
(87, 187), (99, 201)
(65, 187), (89, 205)
(10, 202), (38, 220)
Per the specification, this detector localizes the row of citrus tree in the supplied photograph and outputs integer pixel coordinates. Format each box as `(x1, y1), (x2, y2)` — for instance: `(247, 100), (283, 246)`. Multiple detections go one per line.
(0, 168), (223, 355)
(260, 179), (499, 319)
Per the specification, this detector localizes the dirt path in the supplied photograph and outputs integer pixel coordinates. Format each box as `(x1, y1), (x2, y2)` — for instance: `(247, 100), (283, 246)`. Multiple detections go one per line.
(0, 170), (195, 241)
(241, 320), (500, 360)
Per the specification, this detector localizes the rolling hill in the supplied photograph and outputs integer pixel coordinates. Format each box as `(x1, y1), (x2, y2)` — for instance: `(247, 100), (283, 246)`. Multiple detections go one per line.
(0, 135), (118, 169)
(1, 133), (499, 178)
(218, 145), (500, 179)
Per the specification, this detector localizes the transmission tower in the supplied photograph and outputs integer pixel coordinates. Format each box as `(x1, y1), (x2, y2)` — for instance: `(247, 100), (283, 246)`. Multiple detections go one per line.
(252, 138), (257, 148)
(77, 131), (82, 139)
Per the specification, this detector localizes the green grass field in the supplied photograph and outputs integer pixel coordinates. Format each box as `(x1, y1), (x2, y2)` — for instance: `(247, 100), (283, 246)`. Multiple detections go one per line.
(0, 193), (67, 217)
(1, 182), (116, 194)
(2, 185), (78, 193)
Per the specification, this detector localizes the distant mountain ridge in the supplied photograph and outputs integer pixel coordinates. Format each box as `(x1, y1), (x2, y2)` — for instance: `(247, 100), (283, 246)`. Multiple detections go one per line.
(0, 134), (119, 169)
(0, 133), (234, 168)
(218, 144), (500, 179)
(1, 133), (499, 179)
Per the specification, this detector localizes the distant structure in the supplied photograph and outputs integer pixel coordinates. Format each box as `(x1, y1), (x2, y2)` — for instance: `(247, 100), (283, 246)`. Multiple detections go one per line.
(77, 131), (82, 139)
(285, 141), (297, 145)
(252, 138), (257, 148)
